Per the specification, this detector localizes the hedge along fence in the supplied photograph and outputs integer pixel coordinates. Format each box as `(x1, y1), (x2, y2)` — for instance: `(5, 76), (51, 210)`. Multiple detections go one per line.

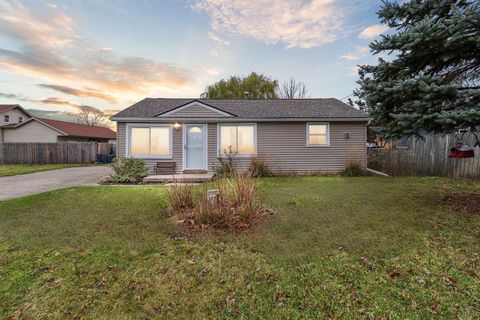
(368, 133), (480, 178)
(0, 142), (116, 165)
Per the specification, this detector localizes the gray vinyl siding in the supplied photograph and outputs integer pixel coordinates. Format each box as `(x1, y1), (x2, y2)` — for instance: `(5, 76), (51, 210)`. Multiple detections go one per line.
(161, 105), (230, 118)
(209, 122), (366, 173)
(2, 120), (59, 142)
(117, 122), (126, 157)
(257, 122), (366, 173)
(117, 121), (367, 174)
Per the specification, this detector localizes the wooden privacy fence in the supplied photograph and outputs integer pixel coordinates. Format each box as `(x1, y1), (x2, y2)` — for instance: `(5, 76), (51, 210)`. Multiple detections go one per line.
(368, 133), (480, 178)
(0, 142), (116, 165)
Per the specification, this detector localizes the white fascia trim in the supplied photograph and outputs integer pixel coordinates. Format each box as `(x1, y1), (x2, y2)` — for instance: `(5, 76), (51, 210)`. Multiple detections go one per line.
(111, 117), (371, 122)
(157, 101), (234, 117)
(125, 123), (173, 159)
(6, 117), (67, 136)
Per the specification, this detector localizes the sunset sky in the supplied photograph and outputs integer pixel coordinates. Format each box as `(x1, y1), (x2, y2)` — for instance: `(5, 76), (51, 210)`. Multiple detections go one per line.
(0, 0), (388, 119)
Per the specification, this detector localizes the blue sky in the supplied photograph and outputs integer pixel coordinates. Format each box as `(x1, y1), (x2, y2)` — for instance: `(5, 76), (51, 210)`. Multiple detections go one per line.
(0, 0), (388, 118)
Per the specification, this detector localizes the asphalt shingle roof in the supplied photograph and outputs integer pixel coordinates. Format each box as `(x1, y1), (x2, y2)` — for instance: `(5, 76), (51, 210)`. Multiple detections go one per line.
(0, 104), (21, 113)
(38, 118), (117, 139)
(112, 98), (368, 119)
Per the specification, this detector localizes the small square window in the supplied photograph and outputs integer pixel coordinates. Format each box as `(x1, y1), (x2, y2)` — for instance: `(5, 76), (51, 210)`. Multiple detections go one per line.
(307, 123), (330, 146)
(4, 115), (10, 123)
(18, 116), (24, 124)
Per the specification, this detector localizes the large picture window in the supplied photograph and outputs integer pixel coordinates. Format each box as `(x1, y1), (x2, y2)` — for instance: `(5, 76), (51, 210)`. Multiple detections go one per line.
(218, 124), (256, 157)
(128, 125), (172, 158)
(307, 123), (330, 146)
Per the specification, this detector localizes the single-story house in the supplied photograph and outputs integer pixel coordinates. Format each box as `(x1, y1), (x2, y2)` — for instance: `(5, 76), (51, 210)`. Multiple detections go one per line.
(111, 98), (370, 174)
(0, 104), (116, 143)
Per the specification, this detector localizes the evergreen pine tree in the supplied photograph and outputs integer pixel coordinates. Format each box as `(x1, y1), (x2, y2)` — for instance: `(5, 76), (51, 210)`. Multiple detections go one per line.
(355, 0), (480, 139)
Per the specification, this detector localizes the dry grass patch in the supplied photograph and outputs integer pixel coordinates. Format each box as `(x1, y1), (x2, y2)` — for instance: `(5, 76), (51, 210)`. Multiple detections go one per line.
(442, 192), (480, 214)
(168, 173), (271, 230)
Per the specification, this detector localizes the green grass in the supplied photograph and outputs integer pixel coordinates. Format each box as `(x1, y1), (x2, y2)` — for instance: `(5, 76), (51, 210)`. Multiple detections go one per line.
(0, 177), (479, 319)
(0, 164), (91, 177)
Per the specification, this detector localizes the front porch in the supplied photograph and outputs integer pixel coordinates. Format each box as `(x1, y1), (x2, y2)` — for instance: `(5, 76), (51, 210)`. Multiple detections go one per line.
(143, 173), (214, 183)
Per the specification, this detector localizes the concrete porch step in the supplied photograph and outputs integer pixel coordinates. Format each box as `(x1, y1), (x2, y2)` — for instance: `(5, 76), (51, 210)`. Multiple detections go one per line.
(143, 173), (214, 184)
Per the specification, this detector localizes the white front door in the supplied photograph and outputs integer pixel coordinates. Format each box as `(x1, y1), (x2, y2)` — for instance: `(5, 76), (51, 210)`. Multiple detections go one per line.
(184, 124), (207, 170)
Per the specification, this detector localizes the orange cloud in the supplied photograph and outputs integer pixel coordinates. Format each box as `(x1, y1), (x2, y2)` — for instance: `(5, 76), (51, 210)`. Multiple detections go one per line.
(39, 97), (101, 113)
(0, 1), (193, 101)
(38, 84), (118, 103)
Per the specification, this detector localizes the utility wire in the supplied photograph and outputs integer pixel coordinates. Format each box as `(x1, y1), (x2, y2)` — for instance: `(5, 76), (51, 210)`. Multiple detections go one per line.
(339, 93), (354, 101)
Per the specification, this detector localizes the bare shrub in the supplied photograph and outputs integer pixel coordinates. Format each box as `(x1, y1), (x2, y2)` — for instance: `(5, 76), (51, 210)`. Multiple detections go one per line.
(167, 182), (196, 213)
(168, 173), (270, 230)
(213, 147), (236, 178)
(342, 160), (366, 177)
(248, 157), (274, 177)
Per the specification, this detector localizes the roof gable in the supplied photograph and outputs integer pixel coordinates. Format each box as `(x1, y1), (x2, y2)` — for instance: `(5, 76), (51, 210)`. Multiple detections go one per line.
(0, 104), (33, 118)
(157, 100), (235, 118)
(0, 104), (20, 113)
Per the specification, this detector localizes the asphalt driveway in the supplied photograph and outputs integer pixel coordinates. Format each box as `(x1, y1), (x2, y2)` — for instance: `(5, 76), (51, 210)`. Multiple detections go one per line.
(0, 166), (112, 201)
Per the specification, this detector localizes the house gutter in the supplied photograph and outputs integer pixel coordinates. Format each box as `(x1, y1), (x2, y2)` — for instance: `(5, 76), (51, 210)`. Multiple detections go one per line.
(110, 117), (372, 122)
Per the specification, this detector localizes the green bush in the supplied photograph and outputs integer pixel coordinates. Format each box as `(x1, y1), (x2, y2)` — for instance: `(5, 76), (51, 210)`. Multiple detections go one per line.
(248, 157), (274, 177)
(341, 160), (365, 177)
(109, 157), (149, 183)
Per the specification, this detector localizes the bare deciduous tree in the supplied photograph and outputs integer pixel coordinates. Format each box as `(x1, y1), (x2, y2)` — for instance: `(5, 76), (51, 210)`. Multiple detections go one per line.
(76, 105), (106, 127)
(278, 77), (309, 99)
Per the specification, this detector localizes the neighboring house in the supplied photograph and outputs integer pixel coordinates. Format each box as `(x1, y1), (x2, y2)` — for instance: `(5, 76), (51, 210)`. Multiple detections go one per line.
(0, 104), (116, 143)
(111, 98), (370, 174)
(0, 104), (30, 126)
(0, 104), (32, 142)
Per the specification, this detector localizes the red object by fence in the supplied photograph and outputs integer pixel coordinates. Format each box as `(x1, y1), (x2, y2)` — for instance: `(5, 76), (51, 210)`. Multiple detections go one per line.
(449, 147), (474, 158)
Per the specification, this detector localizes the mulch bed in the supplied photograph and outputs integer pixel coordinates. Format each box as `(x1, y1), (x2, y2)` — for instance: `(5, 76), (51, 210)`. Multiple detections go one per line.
(442, 192), (480, 214)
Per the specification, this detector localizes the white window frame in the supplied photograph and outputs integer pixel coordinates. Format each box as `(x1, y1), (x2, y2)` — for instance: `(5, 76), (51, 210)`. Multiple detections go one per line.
(4, 115), (9, 123)
(306, 122), (330, 147)
(217, 123), (257, 158)
(126, 123), (173, 159)
(18, 116), (23, 124)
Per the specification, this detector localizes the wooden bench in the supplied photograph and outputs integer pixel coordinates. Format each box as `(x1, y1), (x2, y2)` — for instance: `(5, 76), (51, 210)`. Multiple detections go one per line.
(154, 161), (176, 175)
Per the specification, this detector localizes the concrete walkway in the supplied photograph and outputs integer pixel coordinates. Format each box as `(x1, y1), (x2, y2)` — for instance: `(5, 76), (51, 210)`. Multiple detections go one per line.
(0, 166), (112, 201)
(143, 173), (214, 183)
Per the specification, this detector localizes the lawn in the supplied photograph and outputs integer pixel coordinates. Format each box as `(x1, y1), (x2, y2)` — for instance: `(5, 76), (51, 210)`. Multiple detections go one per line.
(0, 177), (479, 319)
(0, 164), (91, 177)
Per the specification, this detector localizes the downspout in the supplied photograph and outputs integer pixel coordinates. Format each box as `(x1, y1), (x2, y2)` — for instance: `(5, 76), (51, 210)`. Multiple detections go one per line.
(367, 168), (390, 177)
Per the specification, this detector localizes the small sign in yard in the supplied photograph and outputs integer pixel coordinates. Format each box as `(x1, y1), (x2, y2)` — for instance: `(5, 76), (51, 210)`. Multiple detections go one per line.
(207, 189), (220, 205)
